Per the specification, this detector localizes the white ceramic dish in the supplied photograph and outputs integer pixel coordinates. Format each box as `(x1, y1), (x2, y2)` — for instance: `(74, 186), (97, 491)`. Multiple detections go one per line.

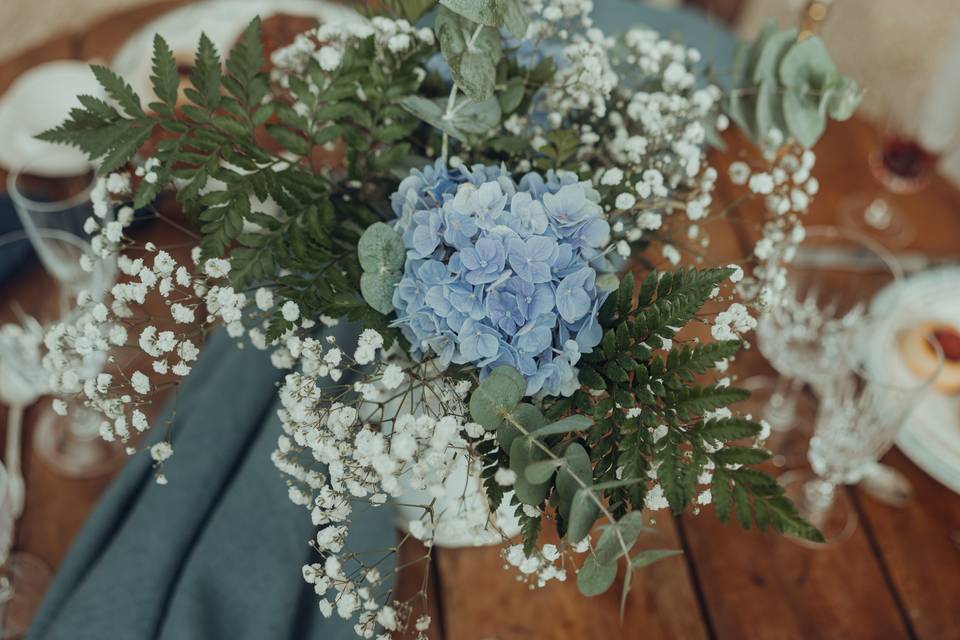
(0, 60), (102, 176)
(867, 267), (960, 494)
(111, 0), (362, 103)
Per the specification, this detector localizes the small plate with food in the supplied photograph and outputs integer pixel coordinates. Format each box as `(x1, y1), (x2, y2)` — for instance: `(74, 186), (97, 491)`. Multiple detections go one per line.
(867, 267), (960, 494)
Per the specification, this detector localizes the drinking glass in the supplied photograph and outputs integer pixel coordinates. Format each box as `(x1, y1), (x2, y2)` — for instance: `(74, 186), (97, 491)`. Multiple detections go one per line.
(753, 226), (902, 465)
(839, 132), (938, 247)
(0, 461), (51, 639)
(780, 329), (943, 547)
(0, 229), (121, 478)
(733, 374), (815, 469)
(7, 163), (99, 292)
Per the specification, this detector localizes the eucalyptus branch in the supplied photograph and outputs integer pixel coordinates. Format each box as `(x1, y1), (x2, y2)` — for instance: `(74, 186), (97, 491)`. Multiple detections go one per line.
(500, 412), (637, 572)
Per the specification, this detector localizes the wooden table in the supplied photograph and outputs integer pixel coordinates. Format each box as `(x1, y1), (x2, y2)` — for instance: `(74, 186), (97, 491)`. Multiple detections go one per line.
(1, 3), (959, 639)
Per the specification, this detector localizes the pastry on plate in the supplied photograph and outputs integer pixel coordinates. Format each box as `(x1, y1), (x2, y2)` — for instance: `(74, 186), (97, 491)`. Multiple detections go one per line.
(899, 321), (960, 393)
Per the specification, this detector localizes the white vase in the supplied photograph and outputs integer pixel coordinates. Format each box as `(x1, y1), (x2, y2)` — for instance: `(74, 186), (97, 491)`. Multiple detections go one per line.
(391, 449), (522, 549)
(358, 361), (521, 549)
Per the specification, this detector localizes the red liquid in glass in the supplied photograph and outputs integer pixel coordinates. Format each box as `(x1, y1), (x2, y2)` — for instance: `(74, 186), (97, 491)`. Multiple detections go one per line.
(871, 138), (938, 194)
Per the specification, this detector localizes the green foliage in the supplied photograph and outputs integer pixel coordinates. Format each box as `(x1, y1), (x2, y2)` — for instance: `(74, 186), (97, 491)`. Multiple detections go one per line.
(383, 0), (437, 21)
(435, 6), (502, 101)
(439, 0), (529, 39)
(39, 18), (427, 339)
(726, 25), (862, 148)
(577, 554), (618, 596)
(357, 222), (405, 314)
(524, 266), (822, 569)
(469, 365), (528, 430)
(399, 94), (502, 141)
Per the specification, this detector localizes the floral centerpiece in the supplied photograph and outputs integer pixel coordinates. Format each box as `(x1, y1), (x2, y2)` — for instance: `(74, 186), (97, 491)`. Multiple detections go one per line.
(39, 2), (859, 637)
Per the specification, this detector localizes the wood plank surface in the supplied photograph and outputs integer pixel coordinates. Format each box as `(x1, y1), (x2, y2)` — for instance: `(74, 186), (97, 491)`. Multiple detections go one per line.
(435, 521), (708, 640)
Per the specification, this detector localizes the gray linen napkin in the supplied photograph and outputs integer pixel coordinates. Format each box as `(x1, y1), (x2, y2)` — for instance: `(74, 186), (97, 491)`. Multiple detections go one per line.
(27, 328), (395, 640)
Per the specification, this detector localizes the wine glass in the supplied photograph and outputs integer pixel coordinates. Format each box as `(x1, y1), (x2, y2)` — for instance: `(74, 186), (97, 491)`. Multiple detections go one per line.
(780, 328), (943, 547)
(0, 228), (121, 478)
(7, 161), (106, 309)
(733, 374), (815, 469)
(839, 131), (938, 247)
(753, 226), (920, 505)
(0, 461), (51, 639)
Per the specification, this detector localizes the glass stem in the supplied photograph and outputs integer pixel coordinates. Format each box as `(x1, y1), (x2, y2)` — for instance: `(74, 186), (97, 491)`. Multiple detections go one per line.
(4, 405), (25, 519)
(0, 575), (12, 605)
(802, 477), (837, 524)
(762, 376), (800, 432)
(863, 194), (894, 230)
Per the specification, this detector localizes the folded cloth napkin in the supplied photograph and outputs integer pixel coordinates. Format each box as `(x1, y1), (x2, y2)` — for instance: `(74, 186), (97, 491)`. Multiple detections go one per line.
(0, 197), (33, 286)
(27, 328), (395, 640)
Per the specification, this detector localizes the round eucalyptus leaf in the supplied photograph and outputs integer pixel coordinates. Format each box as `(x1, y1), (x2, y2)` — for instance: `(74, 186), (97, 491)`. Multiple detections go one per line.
(500, 0), (530, 40)
(594, 511), (651, 565)
(498, 77), (525, 114)
(439, 0), (529, 39)
(742, 21), (778, 83)
(509, 436), (549, 505)
(398, 95), (465, 139)
(360, 271), (401, 315)
(358, 222), (405, 273)
(782, 85), (825, 148)
(565, 487), (600, 544)
(576, 553), (617, 597)
(470, 365), (527, 429)
(752, 28), (798, 84)
(778, 36), (836, 89)
(436, 6), (502, 102)
(497, 402), (544, 452)
(556, 442), (592, 501)
(630, 548), (682, 569)
(755, 78), (786, 142)
(821, 75), (861, 121)
(456, 50), (498, 102)
(525, 458), (562, 484)
(726, 91), (757, 143)
(514, 473), (551, 506)
(450, 97), (502, 135)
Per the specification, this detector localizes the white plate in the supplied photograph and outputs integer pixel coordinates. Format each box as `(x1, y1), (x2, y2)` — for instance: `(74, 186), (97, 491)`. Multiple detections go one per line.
(0, 60), (102, 176)
(868, 267), (960, 494)
(111, 0), (362, 103)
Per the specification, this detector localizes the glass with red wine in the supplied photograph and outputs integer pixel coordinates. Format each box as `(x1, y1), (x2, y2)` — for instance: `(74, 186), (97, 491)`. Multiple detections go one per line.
(841, 133), (940, 246)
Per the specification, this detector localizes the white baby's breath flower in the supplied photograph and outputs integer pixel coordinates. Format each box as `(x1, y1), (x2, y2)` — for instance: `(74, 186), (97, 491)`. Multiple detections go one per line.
(130, 371), (150, 395)
(281, 300), (301, 322)
(255, 287), (275, 311)
(494, 467), (517, 486)
(203, 258), (231, 279)
(150, 441), (173, 462)
(381, 364), (404, 390)
(600, 167), (624, 186)
(615, 192), (636, 210)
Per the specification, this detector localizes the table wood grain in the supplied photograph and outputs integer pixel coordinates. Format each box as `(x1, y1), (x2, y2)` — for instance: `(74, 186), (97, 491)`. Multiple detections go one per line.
(1, 3), (958, 640)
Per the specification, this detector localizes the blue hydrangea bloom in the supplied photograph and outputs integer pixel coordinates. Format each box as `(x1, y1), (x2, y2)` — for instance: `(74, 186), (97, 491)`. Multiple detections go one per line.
(390, 160), (613, 397)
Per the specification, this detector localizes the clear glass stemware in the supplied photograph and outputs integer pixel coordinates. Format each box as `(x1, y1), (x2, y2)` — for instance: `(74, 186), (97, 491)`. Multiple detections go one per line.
(752, 226), (903, 467)
(0, 228), (121, 478)
(780, 329), (943, 547)
(0, 461), (52, 639)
